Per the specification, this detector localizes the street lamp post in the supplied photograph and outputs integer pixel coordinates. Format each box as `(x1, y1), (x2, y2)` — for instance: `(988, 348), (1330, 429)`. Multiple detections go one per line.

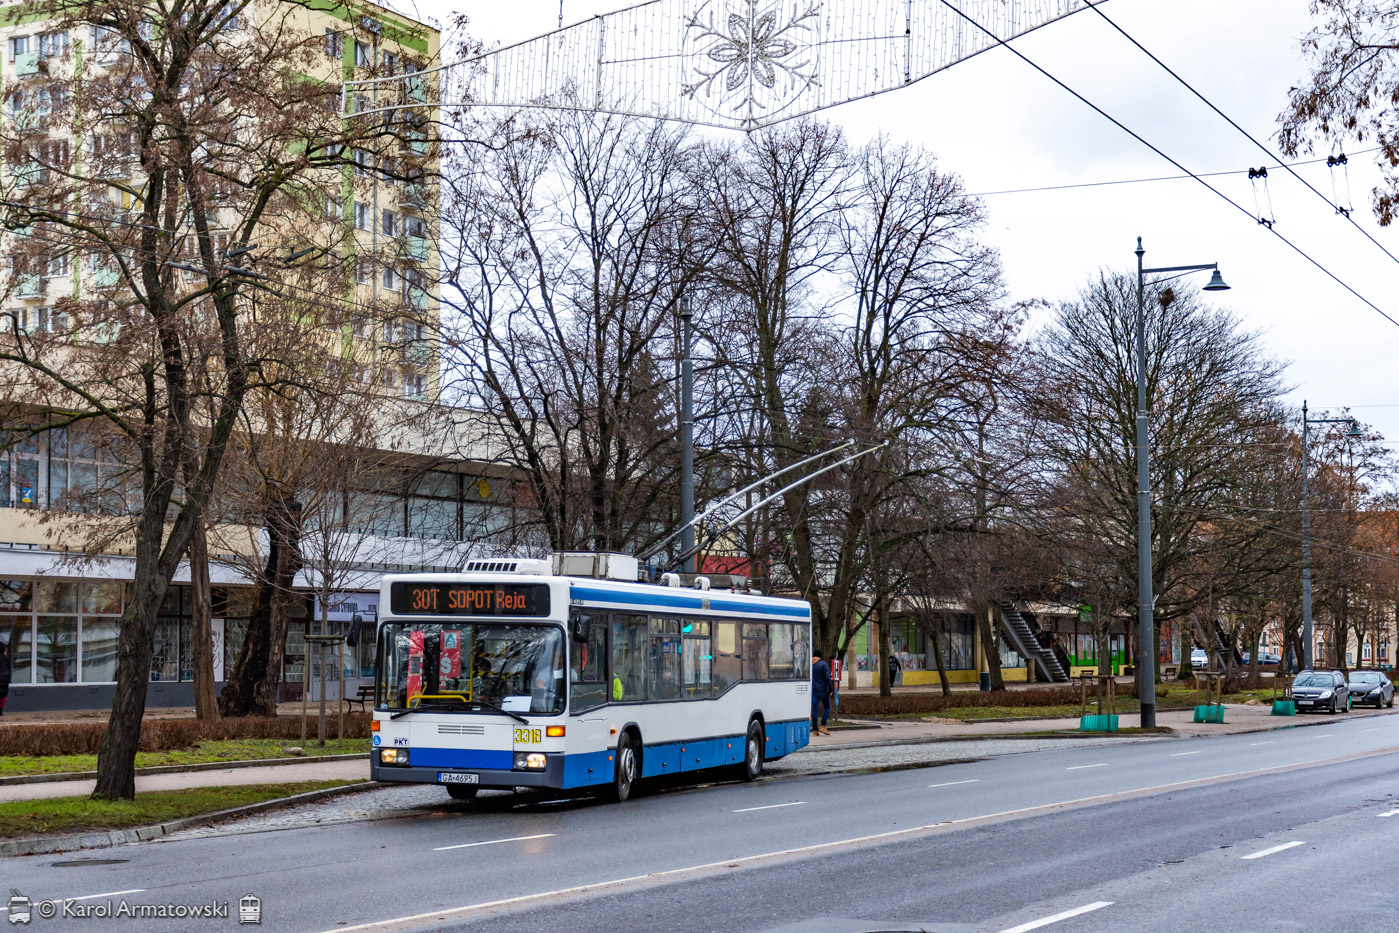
(1134, 238), (1230, 728)
(1300, 401), (1361, 671)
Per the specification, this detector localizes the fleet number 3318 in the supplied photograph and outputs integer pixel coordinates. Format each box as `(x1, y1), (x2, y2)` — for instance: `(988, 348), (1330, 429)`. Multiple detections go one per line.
(513, 727), (543, 744)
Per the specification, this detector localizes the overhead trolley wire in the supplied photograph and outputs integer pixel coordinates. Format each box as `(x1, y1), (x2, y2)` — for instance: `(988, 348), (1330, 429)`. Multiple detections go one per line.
(934, 0), (1399, 332)
(1082, 0), (1399, 275)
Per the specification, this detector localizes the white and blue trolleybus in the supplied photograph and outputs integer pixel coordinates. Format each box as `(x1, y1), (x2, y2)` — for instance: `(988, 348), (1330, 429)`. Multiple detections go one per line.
(370, 553), (813, 801)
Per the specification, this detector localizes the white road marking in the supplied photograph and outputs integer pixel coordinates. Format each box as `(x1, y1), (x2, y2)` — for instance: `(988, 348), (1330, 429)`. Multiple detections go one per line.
(1, 890), (144, 913)
(434, 833), (555, 851)
(1249, 742), (1275, 746)
(1001, 901), (1114, 932)
(1377, 809), (1399, 818)
(1170, 751), (1201, 757)
(1066, 763), (1107, 770)
(1363, 728), (1381, 732)
(732, 801), (806, 813)
(326, 750), (1399, 933)
(1241, 841), (1304, 860)
(928, 780), (980, 788)
(1314, 734), (1332, 738)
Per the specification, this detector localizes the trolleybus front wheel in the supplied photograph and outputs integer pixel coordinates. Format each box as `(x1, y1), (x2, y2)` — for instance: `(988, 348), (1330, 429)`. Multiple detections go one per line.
(739, 719), (764, 782)
(611, 731), (640, 802)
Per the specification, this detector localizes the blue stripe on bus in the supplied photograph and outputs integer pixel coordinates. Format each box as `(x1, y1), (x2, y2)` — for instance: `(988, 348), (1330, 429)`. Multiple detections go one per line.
(559, 720), (811, 789)
(408, 748), (514, 771)
(569, 586), (810, 619)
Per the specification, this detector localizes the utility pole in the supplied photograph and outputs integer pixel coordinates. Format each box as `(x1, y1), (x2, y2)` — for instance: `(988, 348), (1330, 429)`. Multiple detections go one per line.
(680, 294), (695, 574)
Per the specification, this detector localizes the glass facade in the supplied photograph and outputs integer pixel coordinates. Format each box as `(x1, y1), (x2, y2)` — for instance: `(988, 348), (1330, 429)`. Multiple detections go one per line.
(0, 580), (124, 685)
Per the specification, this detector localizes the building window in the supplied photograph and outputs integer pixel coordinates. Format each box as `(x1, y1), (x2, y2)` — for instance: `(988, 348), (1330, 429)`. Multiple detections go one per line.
(402, 370), (425, 400)
(0, 579), (123, 685)
(354, 40), (372, 69)
(353, 202), (369, 231)
(381, 208), (397, 237)
(324, 29), (343, 60)
(8, 36), (29, 61)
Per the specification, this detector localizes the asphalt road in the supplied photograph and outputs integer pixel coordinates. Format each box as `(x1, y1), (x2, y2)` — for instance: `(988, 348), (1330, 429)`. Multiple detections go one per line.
(4, 711), (1398, 933)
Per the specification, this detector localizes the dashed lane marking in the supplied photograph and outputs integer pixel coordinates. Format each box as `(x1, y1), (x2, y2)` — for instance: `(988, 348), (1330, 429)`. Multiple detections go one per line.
(1, 890), (144, 913)
(928, 780), (980, 788)
(1170, 751), (1201, 757)
(1065, 764), (1107, 770)
(1241, 841), (1304, 860)
(434, 834), (555, 852)
(1001, 901), (1114, 932)
(732, 801), (806, 813)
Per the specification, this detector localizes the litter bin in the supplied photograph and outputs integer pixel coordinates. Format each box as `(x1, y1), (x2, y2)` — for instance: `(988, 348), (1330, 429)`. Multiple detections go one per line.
(979, 672), (991, 692)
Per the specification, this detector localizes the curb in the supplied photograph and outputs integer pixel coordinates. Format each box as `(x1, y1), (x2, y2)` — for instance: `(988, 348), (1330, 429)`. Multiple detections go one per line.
(0, 753), (369, 787)
(0, 781), (379, 858)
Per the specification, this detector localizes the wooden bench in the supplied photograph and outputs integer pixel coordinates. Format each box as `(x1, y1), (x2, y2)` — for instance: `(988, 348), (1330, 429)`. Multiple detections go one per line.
(345, 684), (374, 713)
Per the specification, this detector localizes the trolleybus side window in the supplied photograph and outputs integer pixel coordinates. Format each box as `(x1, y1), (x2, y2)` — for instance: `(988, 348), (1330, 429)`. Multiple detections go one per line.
(650, 616), (682, 700)
(768, 623), (796, 679)
(793, 622), (811, 678)
(681, 619), (711, 698)
(611, 613), (647, 702)
(712, 621), (742, 694)
(569, 611), (607, 712)
(742, 623), (769, 680)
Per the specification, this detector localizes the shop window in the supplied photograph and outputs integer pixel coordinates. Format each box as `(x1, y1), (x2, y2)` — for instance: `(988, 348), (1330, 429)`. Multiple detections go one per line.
(81, 617), (118, 682)
(35, 615), (76, 683)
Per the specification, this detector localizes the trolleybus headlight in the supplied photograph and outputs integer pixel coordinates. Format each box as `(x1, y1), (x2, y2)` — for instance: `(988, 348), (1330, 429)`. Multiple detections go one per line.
(514, 752), (547, 771)
(379, 748), (410, 766)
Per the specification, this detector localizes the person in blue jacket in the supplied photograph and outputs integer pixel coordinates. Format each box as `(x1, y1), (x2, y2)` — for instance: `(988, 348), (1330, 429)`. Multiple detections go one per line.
(811, 651), (833, 735)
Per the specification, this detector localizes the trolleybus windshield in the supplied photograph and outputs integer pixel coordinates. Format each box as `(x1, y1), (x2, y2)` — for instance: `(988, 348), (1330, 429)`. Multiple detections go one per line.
(378, 622), (565, 716)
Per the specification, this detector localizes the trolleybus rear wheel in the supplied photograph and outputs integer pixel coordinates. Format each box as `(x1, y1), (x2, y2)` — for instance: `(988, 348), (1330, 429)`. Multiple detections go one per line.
(739, 719), (764, 782)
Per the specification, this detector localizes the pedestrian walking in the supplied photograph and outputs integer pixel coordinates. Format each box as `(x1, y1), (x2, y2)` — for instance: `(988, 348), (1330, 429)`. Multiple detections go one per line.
(0, 641), (10, 716)
(811, 651), (833, 735)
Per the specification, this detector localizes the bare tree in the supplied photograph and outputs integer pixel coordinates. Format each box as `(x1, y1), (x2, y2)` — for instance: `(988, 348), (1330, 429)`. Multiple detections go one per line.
(0, 0), (426, 798)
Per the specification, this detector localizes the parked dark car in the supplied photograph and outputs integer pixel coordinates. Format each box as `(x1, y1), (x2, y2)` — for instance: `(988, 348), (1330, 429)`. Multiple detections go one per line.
(1292, 670), (1350, 713)
(1346, 671), (1395, 709)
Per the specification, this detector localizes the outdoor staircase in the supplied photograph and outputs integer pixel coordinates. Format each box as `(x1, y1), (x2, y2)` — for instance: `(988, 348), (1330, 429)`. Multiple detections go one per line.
(1213, 621), (1243, 666)
(999, 604), (1070, 682)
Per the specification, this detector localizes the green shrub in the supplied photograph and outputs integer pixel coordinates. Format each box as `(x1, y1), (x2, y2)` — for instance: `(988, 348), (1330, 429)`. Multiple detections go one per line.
(838, 685), (1081, 716)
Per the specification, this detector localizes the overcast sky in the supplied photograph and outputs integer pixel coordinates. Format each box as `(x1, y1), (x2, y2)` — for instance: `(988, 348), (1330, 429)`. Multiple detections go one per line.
(413, 0), (1399, 462)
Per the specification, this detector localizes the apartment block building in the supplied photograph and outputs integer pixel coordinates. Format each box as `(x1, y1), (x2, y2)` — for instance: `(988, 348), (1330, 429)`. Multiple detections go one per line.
(0, 1), (484, 712)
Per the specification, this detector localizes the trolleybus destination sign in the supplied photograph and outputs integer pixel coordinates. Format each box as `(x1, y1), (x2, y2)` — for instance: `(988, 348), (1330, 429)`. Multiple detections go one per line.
(389, 582), (551, 617)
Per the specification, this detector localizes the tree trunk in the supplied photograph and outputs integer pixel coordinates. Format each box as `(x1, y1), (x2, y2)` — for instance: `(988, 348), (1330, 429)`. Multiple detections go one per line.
(979, 605), (1005, 691)
(219, 499), (304, 717)
(1177, 617), (1194, 681)
(190, 522), (220, 721)
(877, 608), (892, 698)
(92, 570), (165, 800)
(929, 619), (951, 697)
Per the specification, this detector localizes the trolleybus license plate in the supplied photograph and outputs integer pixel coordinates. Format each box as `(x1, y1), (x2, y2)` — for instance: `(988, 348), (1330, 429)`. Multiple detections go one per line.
(439, 772), (479, 784)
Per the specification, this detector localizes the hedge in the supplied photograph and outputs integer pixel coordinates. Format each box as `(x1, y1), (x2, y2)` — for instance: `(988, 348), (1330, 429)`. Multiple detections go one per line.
(0, 714), (371, 757)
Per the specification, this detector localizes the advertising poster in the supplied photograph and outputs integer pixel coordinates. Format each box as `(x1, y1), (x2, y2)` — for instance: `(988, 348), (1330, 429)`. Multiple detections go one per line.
(406, 630), (424, 703)
(442, 630), (461, 679)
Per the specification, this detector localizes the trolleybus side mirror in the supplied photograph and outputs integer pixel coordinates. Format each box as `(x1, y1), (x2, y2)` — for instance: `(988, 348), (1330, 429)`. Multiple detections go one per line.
(347, 613), (363, 648)
(570, 612), (591, 643)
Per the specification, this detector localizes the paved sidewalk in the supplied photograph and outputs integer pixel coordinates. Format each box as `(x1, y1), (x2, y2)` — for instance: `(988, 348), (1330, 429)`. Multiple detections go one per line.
(0, 757), (369, 803)
(808, 702), (1396, 748)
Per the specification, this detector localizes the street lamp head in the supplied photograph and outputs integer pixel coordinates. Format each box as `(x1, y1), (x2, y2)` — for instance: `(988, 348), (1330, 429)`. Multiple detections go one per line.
(1202, 268), (1230, 292)
(1347, 420), (1363, 438)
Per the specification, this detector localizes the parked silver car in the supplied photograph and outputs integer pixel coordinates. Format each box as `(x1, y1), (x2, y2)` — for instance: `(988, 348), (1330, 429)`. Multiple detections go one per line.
(1346, 671), (1395, 709)
(1292, 670), (1350, 714)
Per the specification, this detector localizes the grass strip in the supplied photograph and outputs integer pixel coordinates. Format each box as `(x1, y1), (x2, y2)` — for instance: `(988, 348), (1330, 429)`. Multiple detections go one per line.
(0, 780), (356, 838)
(0, 738), (368, 777)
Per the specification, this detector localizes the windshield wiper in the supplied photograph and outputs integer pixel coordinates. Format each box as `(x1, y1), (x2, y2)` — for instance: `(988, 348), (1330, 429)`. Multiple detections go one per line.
(466, 700), (531, 724)
(391, 700), (469, 720)
(390, 699), (532, 724)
